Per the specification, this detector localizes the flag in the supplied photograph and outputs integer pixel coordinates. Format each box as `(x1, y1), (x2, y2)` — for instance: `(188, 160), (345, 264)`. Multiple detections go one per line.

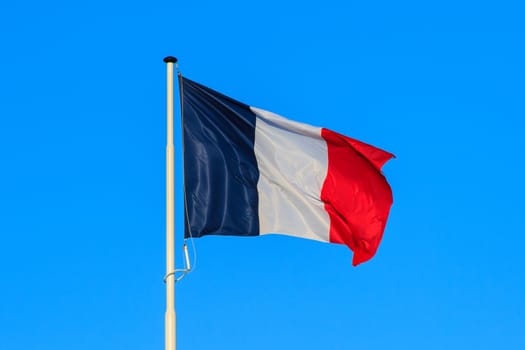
(181, 77), (394, 265)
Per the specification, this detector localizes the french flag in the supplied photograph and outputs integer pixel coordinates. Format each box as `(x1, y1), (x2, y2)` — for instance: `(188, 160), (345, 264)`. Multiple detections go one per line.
(181, 77), (394, 265)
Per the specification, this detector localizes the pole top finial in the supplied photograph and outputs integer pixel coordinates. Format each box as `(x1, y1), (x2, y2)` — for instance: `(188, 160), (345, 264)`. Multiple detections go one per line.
(163, 56), (178, 63)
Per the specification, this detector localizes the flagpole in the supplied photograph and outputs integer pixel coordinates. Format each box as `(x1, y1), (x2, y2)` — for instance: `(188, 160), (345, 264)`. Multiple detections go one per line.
(163, 56), (177, 350)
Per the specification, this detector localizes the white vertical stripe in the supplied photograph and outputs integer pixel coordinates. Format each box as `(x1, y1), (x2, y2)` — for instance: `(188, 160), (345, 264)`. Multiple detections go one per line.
(251, 107), (330, 243)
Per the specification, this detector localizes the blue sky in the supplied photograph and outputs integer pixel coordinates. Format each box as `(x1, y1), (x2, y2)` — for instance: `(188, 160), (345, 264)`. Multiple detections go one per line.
(1, 1), (524, 349)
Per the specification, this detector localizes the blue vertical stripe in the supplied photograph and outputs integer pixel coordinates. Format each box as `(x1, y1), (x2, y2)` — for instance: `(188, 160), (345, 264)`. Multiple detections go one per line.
(182, 77), (260, 238)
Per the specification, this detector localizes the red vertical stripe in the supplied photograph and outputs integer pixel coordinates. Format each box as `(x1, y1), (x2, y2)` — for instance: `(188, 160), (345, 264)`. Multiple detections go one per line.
(320, 128), (394, 266)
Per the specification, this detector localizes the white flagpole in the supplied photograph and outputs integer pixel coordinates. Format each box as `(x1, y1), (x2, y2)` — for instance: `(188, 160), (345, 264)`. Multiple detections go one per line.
(163, 56), (177, 350)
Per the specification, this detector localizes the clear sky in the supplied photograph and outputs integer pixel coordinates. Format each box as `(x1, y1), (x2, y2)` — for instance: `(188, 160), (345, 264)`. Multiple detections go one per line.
(1, 1), (524, 349)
